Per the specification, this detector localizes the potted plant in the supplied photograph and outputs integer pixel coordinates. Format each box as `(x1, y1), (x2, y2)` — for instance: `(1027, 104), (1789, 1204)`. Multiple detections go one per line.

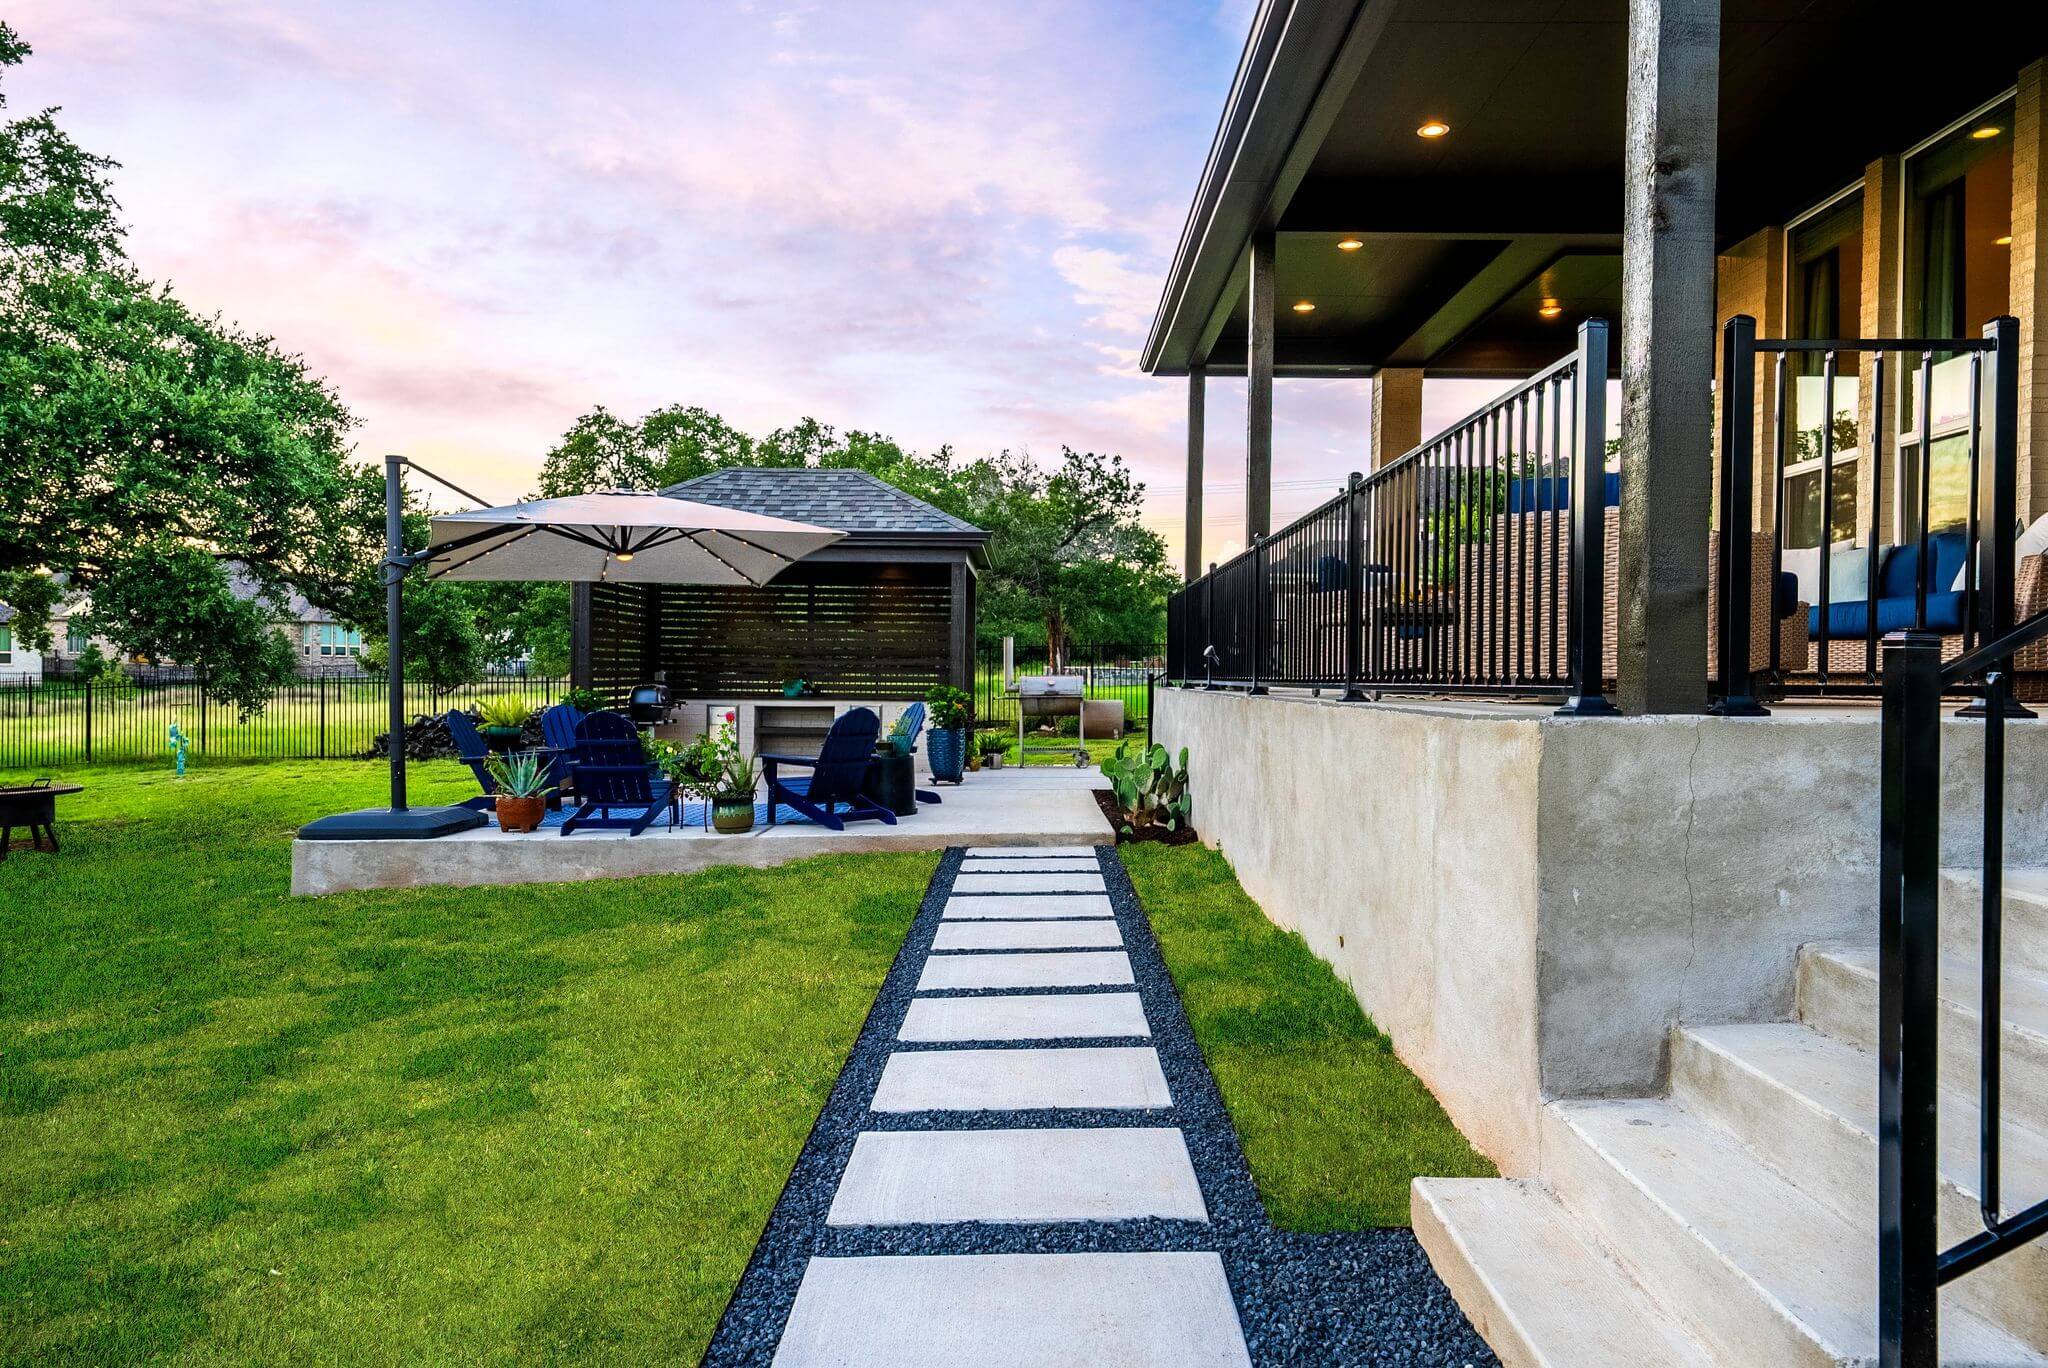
(976, 732), (1009, 770)
(924, 685), (970, 783)
(485, 749), (552, 832)
(708, 746), (761, 834)
(476, 696), (532, 752)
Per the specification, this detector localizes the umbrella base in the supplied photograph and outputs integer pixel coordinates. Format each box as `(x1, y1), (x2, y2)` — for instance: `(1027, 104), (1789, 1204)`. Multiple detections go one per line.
(297, 806), (487, 841)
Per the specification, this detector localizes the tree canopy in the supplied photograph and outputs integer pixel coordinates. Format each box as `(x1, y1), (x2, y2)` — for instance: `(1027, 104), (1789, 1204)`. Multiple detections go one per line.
(0, 23), (407, 713)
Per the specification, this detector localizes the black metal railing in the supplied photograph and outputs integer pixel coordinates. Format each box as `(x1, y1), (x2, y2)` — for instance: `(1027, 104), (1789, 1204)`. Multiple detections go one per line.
(1877, 610), (2046, 1365)
(0, 670), (567, 771)
(1166, 320), (1614, 712)
(1715, 316), (2019, 707)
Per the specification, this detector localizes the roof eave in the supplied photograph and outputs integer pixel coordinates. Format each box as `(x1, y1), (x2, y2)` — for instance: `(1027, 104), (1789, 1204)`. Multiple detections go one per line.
(1139, 0), (1382, 376)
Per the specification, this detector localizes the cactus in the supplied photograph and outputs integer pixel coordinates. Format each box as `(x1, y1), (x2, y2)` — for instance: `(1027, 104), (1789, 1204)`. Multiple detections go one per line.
(1099, 741), (1191, 835)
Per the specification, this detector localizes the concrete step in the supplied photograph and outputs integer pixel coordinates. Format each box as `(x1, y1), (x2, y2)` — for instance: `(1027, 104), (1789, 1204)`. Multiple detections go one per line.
(1412, 1177), (1713, 1368)
(1943, 868), (2048, 979)
(1542, 1098), (2042, 1366)
(1798, 944), (2048, 1136)
(1673, 1022), (2048, 1350)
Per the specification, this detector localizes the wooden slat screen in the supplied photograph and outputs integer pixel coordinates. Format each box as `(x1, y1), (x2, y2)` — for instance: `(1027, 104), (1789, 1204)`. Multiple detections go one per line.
(588, 582), (651, 706)
(652, 566), (950, 699)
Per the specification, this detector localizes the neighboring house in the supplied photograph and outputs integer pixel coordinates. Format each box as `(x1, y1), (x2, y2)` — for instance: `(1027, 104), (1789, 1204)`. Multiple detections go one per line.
(1148, 7), (2048, 1366)
(0, 604), (47, 686)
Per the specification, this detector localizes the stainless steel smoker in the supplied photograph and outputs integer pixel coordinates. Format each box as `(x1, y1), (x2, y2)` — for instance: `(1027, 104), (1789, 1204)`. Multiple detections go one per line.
(1011, 674), (1090, 767)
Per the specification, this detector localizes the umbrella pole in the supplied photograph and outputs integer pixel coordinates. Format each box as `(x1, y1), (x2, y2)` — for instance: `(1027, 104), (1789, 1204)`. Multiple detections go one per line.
(385, 453), (409, 813)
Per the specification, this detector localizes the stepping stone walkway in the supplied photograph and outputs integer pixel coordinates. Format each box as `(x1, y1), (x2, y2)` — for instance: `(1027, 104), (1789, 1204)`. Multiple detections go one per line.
(702, 846), (1497, 1367)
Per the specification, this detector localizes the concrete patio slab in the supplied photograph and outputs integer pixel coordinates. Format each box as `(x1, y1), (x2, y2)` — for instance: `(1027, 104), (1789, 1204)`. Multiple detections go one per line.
(771, 1251), (1250, 1367)
(897, 991), (1151, 1042)
(916, 950), (1134, 991)
(826, 1127), (1207, 1226)
(959, 857), (1102, 872)
(943, 894), (1114, 919)
(291, 769), (1111, 895)
(953, 871), (1107, 894)
(870, 1045), (1172, 1112)
(931, 920), (1122, 951)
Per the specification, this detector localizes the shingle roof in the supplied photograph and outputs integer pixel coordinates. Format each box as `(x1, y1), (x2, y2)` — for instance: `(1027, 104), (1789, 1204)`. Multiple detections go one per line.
(660, 467), (986, 538)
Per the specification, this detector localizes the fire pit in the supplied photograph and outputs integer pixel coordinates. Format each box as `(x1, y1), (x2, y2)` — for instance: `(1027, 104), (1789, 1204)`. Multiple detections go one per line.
(0, 780), (83, 859)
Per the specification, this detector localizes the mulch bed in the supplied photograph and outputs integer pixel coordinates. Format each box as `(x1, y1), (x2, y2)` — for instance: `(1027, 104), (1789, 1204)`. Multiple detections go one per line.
(1093, 788), (1200, 846)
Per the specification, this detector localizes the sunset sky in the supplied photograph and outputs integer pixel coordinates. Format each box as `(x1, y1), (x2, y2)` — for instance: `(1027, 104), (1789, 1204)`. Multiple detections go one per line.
(8, 0), (1498, 569)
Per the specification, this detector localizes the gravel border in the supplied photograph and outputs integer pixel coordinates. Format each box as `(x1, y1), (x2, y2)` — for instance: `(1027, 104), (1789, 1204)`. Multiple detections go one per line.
(700, 847), (1497, 1367)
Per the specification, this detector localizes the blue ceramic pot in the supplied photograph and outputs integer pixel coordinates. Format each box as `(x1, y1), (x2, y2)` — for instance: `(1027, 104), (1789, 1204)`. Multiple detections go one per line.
(927, 726), (966, 782)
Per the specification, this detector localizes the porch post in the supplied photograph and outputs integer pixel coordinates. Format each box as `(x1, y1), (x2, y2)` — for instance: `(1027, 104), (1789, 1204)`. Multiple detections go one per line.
(569, 582), (593, 690)
(1187, 365), (1206, 582)
(1616, 0), (1721, 715)
(1372, 368), (1423, 468)
(1247, 229), (1276, 541)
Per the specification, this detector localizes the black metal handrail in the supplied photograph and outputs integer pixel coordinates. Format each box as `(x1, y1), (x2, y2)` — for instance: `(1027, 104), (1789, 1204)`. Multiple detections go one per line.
(1164, 320), (1614, 712)
(1715, 316), (2019, 707)
(1878, 606), (2048, 1365)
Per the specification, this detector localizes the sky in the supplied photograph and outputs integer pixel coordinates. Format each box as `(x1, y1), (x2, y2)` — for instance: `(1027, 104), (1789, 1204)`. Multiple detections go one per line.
(8, 0), (1498, 572)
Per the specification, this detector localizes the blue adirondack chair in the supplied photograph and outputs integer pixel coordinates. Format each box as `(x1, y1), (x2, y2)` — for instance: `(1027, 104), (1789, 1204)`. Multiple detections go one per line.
(884, 702), (942, 806)
(540, 703), (584, 787)
(764, 708), (897, 831)
(560, 712), (673, 836)
(445, 710), (561, 812)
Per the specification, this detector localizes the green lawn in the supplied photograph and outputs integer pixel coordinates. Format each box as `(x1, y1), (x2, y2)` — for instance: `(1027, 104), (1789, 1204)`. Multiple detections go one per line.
(0, 759), (934, 1363)
(1123, 843), (1496, 1229)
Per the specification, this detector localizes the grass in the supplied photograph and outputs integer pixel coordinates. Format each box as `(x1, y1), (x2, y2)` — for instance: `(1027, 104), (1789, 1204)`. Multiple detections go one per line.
(0, 759), (934, 1363)
(1123, 842), (1496, 1229)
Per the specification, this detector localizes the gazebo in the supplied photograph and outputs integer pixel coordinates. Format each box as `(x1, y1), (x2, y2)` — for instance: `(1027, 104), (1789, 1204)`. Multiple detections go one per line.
(570, 467), (990, 756)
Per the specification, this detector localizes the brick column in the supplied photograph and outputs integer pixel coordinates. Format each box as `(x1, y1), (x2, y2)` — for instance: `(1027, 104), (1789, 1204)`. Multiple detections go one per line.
(1859, 155), (1904, 540)
(1371, 368), (1423, 468)
(2013, 60), (2048, 521)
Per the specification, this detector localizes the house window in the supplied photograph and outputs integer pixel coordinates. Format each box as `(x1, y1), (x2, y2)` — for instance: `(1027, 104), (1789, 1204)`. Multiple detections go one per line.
(66, 626), (88, 653)
(1899, 98), (2013, 539)
(316, 624), (363, 657)
(1782, 190), (1863, 549)
(0, 625), (10, 664)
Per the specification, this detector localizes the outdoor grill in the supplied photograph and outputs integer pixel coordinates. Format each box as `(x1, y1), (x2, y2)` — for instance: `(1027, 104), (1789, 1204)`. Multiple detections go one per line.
(1011, 673), (1090, 767)
(627, 683), (670, 726)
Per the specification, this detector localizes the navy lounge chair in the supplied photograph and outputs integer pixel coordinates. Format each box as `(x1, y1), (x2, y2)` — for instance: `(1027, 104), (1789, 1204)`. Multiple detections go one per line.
(446, 710), (561, 812)
(541, 703), (584, 781)
(560, 719), (674, 836)
(764, 708), (897, 832)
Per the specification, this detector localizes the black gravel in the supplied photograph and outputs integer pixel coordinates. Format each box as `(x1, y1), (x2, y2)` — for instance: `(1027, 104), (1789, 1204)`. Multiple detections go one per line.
(700, 847), (1498, 1367)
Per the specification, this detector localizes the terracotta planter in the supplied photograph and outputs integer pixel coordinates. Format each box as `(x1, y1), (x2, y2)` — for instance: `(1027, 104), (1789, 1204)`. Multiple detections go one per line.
(495, 794), (546, 833)
(712, 798), (755, 834)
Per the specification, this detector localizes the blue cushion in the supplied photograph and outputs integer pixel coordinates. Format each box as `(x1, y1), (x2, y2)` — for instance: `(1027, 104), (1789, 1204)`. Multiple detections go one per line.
(1810, 591), (1967, 638)
(1776, 572), (1800, 619)
(1876, 533), (1969, 602)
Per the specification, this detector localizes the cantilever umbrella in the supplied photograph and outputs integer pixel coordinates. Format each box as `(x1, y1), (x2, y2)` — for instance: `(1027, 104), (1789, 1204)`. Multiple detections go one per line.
(299, 460), (845, 841)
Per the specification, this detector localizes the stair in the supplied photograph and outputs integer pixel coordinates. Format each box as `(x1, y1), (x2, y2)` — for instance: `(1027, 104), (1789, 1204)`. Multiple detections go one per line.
(1415, 866), (2048, 1366)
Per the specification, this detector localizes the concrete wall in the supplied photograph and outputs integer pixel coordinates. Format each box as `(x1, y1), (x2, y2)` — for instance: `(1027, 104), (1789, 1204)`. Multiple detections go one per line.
(1154, 688), (2048, 1175)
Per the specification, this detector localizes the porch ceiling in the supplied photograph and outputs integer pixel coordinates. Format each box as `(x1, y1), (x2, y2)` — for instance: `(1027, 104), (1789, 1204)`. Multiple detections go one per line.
(1146, 0), (2048, 377)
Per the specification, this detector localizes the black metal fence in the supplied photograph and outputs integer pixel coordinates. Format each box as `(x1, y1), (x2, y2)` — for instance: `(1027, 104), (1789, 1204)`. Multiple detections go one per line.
(0, 671), (568, 772)
(1166, 320), (1612, 711)
(1713, 315), (2020, 706)
(974, 644), (1162, 736)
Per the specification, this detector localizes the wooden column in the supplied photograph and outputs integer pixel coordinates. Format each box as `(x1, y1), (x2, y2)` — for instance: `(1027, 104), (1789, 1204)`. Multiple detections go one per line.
(1186, 366), (1206, 581)
(1372, 368), (1424, 468)
(948, 559), (972, 693)
(1617, 0), (1720, 715)
(569, 582), (593, 690)
(1247, 229), (1276, 541)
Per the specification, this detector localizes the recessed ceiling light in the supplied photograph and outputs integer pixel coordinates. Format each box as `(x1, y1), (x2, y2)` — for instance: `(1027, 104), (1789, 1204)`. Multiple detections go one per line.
(1293, 300), (1316, 313)
(1972, 125), (2003, 140)
(1337, 238), (1364, 251)
(1538, 299), (1563, 319)
(1416, 120), (1450, 139)
(1996, 234), (2014, 246)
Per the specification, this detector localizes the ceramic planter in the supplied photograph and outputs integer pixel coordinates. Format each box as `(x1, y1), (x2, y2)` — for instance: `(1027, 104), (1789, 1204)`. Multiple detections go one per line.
(480, 725), (523, 754)
(927, 726), (967, 782)
(495, 794), (546, 832)
(712, 798), (755, 834)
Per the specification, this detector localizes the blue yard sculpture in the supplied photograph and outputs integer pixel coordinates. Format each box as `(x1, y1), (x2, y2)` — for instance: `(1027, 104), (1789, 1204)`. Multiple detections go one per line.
(167, 722), (190, 777)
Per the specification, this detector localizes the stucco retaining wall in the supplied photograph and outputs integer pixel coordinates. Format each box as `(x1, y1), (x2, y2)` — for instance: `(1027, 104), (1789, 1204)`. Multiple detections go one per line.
(1153, 689), (2048, 1175)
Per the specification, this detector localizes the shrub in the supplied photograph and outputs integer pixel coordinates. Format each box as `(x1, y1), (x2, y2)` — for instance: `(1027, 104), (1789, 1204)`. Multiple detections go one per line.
(1100, 741), (1191, 835)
